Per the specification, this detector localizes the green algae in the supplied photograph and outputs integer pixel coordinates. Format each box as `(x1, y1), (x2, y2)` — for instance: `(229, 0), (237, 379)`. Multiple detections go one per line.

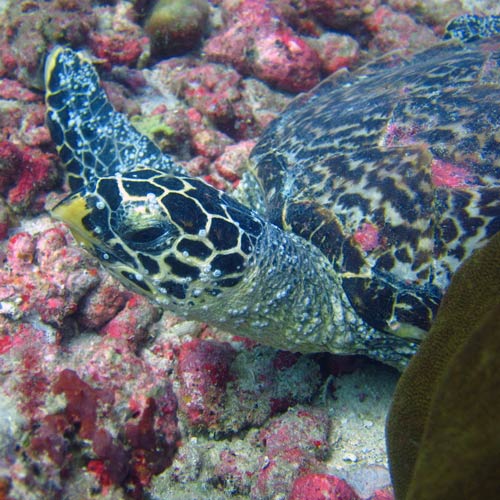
(130, 114), (177, 151)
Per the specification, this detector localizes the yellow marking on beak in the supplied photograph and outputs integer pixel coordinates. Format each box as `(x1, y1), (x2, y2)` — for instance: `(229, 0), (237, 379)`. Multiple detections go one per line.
(44, 46), (64, 89)
(51, 194), (97, 249)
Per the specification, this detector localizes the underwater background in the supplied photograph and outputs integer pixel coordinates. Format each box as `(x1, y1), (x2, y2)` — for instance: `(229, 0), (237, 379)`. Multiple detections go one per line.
(0, 1), (499, 499)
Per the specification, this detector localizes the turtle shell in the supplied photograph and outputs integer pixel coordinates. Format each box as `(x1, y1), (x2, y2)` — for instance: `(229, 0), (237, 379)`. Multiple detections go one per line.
(250, 36), (500, 335)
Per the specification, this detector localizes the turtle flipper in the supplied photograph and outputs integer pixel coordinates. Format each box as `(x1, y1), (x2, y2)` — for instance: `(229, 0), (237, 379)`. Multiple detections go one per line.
(44, 47), (185, 192)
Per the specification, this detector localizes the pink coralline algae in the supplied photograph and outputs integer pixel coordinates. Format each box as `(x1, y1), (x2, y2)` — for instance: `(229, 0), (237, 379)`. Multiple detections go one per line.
(251, 407), (331, 499)
(177, 106), (234, 161)
(0, 42), (18, 77)
(259, 408), (330, 460)
(289, 473), (361, 500)
(214, 141), (256, 185)
(366, 486), (395, 500)
(0, 260), (180, 498)
(353, 222), (381, 253)
(205, 0), (322, 92)
(177, 341), (323, 434)
(77, 275), (130, 330)
(0, 140), (58, 212)
(101, 295), (161, 346)
(1, 226), (101, 329)
(89, 33), (146, 69)
(179, 63), (259, 140)
(177, 339), (237, 430)
(0, 79), (40, 102)
(430, 159), (476, 189)
(306, 32), (359, 74)
(0, 0), (96, 87)
(364, 6), (439, 53)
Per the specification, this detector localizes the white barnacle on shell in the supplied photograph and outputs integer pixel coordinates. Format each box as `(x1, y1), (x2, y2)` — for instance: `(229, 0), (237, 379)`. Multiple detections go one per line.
(146, 192), (157, 202)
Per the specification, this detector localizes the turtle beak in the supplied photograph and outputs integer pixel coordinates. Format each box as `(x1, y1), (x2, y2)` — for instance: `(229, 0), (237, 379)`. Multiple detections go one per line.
(51, 192), (99, 250)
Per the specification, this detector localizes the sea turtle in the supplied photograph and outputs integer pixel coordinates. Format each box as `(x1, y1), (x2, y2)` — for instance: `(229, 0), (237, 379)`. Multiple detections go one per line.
(44, 15), (500, 369)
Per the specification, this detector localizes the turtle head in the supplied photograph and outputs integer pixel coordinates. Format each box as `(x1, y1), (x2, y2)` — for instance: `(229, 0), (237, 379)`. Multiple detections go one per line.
(52, 169), (265, 312)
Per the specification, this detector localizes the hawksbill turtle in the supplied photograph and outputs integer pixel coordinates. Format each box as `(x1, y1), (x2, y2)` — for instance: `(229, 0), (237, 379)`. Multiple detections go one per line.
(44, 15), (500, 369)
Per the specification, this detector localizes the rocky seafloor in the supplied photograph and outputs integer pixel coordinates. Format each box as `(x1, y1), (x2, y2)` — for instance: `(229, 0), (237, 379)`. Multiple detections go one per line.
(0, 1), (498, 499)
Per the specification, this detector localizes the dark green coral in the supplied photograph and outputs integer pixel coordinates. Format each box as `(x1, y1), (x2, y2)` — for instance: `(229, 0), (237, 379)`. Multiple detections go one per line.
(143, 0), (210, 57)
(386, 231), (500, 499)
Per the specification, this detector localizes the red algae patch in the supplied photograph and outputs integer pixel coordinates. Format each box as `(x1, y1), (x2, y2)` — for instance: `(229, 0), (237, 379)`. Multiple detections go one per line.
(28, 368), (179, 498)
(353, 223), (380, 252)
(431, 159), (476, 189)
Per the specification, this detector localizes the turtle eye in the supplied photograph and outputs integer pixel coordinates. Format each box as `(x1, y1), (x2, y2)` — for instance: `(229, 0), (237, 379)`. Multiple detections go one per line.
(111, 202), (179, 254)
(122, 226), (166, 243)
(118, 220), (178, 254)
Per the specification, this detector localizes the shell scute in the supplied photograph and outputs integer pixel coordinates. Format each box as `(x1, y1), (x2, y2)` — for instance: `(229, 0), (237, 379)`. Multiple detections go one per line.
(251, 36), (500, 334)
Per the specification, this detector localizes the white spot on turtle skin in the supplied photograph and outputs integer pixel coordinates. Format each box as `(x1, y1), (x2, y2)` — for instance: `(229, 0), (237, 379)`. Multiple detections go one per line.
(251, 320), (270, 329)
(102, 253), (110, 260)
(275, 288), (289, 300)
(134, 272), (144, 282)
(198, 229), (207, 237)
(300, 312), (310, 322)
(212, 269), (222, 278)
(96, 200), (105, 210)
(158, 296), (170, 306)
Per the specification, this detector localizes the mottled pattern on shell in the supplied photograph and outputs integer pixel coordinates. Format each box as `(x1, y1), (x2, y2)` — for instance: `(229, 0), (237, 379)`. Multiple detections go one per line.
(250, 36), (500, 333)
